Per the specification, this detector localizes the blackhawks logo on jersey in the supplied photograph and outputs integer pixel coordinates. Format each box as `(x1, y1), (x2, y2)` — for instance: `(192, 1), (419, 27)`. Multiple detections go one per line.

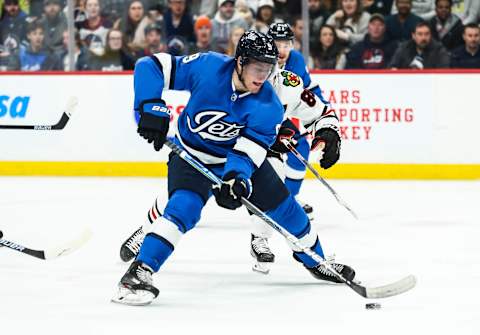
(281, 71), (301, 87)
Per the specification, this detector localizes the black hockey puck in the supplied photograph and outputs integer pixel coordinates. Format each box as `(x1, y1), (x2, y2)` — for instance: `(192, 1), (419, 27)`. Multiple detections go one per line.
(365, 303), (381, 310)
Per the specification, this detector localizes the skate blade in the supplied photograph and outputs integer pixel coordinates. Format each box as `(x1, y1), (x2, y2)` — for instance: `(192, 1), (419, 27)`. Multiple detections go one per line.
(111, 287), (155, 306)
(252, 261), (271, 275)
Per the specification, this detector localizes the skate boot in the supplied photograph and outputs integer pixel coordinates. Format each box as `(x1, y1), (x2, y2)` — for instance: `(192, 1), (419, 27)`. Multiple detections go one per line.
(119, 226), (145, 262)
(250, 234), (275, 274)
(306, 261), (356, 283)
(296, 199), (314, 221)
(112, 261), (159, 306)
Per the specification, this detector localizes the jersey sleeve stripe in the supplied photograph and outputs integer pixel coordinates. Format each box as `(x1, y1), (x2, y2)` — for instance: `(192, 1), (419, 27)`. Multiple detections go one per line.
(242, 133), (270, 151)
(233, 136), (267, 167)
(152, 53), (173, 89)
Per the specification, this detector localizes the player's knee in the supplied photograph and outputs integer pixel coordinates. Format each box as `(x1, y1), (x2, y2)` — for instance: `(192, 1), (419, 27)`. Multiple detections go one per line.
(164, 190), (204, 232)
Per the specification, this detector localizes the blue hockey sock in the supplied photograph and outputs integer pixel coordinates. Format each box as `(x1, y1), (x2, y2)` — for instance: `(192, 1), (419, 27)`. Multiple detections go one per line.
(293, 238), (325, 268)
(137, 233), (174, 272)
(285, 178), (302, 197)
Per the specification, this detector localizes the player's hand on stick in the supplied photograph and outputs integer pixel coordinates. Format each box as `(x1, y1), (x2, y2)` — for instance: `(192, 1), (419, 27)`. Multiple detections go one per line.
(138, 100), (170, 151)
(270, 126), (298, 153)
(212, 172), (252, 210)
(312, 128), (341, 169)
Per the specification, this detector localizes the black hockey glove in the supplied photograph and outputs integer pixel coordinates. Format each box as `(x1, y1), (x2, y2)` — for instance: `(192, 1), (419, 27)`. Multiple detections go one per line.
(270, 126), (298, 154)
(312, 128), (341, 169)
(137, 101), (170, 151)
(212, 171), (252, 210)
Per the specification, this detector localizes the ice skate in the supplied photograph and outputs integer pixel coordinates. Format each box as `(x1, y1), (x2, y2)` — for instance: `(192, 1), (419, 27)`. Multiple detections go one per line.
(119, 226), (145, 262)
(250, 234), (275, 274)
(112, 261), (159, 306)
(306, 260), (355, 284)
(296, 199), (314, 221)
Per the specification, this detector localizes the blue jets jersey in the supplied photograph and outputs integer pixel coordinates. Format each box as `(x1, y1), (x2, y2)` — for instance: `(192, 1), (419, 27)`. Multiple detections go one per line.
(284, 49), (329, 104)
(133, 52), (284, 180)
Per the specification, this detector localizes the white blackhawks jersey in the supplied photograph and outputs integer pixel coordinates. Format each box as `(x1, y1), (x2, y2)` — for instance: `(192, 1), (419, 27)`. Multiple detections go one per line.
(269, 69), (340, 136)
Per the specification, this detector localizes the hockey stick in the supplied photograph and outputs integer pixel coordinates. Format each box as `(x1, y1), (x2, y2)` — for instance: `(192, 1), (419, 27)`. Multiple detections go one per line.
(0, 228), (92, 260)
(164, 139), (416, 299)
(0, 96), (78, 130)
(282, 139), (359, 220)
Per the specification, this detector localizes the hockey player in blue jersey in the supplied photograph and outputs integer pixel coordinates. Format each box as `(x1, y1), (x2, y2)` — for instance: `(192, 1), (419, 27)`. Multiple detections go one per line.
(267, 23), (331, 219)
(112, 31), (354, 306)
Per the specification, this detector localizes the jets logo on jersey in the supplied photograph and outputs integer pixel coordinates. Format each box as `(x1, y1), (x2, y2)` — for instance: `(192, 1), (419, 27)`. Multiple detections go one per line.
(281, 71), (300, 87)
(187, 111), (244, 142)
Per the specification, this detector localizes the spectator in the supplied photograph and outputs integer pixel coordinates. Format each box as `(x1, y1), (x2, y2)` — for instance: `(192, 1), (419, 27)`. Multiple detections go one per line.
(226, 25), (244, 55)
(212, 0), (248, 53)
(0, 0), (28, 50)
(60, 30), (89, 70)
(163, 0), (195, 44)
(146, 3), (164, 27)
(14, 21), (62, 70)
(385, 0), (423, 41)
(235, 0), (254, 29)
(191, 15), (216, 52)
(166, 35), (190, 55)
(0, 44), (18, 70)
(135, 23), (167, 57)
(308, 0), (333, 38)
(310, 24), (347, 69)
(86, 28), (135, 70)
(389, 21), (449, 68)
(450, 23), (480, 68)
(101, 0), (128, 22)
(116, 0), (151, 53)
(458, 0), (480, 25)
(290, 16), (304, 50)
(79, 0), (113, 55)
(326, 0), (371, 46)
(362, 0), (394, 15)
(39, 0), (68, 54)
(391, 0), (436, 19)
(70, 0), (88, 29)
(346, 13), (398, 68)
(254, 0), (281, 34)
(199, 0), (217, 18)
(428, 0), (463, 51)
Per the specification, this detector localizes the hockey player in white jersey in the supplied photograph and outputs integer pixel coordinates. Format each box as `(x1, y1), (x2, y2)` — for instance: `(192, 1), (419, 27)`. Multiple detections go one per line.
(249, 69), (340, 273)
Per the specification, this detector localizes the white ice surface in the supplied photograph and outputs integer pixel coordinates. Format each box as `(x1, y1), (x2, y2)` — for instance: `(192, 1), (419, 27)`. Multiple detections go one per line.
(0, 177), (479, 334)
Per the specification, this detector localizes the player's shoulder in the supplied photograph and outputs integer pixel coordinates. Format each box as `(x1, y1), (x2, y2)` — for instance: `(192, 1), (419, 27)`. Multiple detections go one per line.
(288, 49), (307, 67)
(271, 69), (304, 104)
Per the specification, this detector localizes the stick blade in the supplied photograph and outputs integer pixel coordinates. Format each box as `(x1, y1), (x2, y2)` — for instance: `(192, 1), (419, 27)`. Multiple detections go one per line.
(43, 228), (92, 260)
(365, 275), (417, 299)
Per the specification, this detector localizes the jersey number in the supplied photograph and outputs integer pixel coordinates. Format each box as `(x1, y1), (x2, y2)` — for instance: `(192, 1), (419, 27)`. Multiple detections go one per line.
(182, 53), (200, 63)
(301, 89), (316, 107)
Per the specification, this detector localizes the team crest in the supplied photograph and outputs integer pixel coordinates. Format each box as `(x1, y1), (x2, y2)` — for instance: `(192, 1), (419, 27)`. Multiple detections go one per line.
(281, 71), (300, 87)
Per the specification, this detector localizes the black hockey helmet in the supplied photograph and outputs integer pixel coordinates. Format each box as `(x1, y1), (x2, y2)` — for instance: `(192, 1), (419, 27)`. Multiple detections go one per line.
(268, 23), (294, 41)
(235, 30), (278, 66)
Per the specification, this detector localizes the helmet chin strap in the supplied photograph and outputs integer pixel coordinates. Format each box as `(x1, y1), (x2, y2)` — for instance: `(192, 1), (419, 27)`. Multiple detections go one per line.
(235, 58), (248, 92)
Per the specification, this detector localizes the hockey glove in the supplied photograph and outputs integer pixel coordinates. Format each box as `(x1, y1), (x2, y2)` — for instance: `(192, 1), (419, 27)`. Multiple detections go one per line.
(212, 171), (252, 210)
(137, 100), (170, 151)
(270, 126), (298, 154)
(312, 128), (341, 169)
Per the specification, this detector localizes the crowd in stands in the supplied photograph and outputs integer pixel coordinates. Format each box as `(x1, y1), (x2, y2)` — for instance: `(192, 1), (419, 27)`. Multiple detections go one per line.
(1, 0), (480, 71)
